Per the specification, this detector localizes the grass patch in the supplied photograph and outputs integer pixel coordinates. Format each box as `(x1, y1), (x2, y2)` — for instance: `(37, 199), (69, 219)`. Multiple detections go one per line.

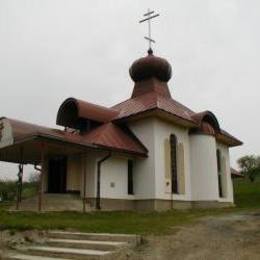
(0, 208), (237, 235)
(0, 177), (259, 235)
(233, 175), (260, 208)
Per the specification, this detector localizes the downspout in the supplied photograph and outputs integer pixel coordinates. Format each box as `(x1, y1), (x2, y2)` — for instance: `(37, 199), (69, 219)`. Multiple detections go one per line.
(96, 152), (111, 210)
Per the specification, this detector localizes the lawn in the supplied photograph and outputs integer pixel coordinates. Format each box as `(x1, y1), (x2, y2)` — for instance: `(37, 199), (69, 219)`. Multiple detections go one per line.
(0, 207), (238, 235)
(233, 175), (260, 208)
(0, 177), (259, 235)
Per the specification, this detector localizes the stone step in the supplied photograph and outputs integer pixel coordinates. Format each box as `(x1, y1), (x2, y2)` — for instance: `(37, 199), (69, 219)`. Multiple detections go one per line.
(6, 253), (71, 260)
(22, 246), (112, 260)
(46, 238), (127, 251)
(47, 231), (141, 245)
(11, 194), (92, 212)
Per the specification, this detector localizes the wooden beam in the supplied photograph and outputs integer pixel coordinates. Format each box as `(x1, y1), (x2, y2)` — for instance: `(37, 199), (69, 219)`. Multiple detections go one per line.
(38, 143), (45, 212)
(15, 147), (23, 210)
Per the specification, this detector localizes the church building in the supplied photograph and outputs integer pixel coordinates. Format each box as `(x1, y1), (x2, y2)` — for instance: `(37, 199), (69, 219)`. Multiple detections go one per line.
(0, 47), (242, 211)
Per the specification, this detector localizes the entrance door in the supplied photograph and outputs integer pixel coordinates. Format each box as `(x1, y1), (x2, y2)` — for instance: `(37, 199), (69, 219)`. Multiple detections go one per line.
(48, 156), (67, 193)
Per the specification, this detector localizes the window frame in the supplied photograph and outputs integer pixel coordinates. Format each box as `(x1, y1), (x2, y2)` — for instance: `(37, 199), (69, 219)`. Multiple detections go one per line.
(127, 160), (134, 195)
(216, 149), (223, 198)
(170, 134), (178, 194)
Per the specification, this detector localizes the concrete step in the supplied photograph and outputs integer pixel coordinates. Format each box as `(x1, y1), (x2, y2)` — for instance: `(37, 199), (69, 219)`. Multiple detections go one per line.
(46, 238), (127, 251)
(11, 194), (92, 212)
(47, 231), (141, 245)
(6, 253), (71, 260)
(22, 246), (112, 260)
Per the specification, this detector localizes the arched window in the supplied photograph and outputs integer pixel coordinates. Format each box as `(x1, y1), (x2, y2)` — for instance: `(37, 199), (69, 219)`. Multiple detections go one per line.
(170, 134), (178, 193)
(216, 149), (223, 197)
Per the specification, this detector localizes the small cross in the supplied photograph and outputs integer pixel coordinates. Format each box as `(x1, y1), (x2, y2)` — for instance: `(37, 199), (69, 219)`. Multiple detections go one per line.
(139, 9), (160, 53)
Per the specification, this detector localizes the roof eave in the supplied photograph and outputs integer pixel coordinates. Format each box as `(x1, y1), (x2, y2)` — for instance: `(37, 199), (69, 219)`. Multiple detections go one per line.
(216, 133), (243, 147)
(113, 108), (197, 128)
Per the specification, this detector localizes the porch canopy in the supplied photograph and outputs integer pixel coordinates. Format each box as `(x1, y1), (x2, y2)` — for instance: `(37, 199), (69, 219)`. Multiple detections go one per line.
(0, 117), (147, 164)
(0, 118), (96, 164)
(0, 117), (147, 212)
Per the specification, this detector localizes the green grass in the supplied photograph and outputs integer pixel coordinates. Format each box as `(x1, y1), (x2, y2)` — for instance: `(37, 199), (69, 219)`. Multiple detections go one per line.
(0, 177), (259, 235)
(233, 175), (260, 208)
(0, 207), (237, 235)
(22, 182), (38, 199)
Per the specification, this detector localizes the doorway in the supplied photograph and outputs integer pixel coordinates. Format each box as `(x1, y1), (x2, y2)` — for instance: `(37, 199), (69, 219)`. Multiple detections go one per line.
(48, 156), (67, 193)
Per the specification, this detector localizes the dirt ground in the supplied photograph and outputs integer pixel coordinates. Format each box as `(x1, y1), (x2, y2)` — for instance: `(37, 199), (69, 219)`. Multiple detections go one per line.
(0, 210), (260, 260)
(127, 210), (260, 260)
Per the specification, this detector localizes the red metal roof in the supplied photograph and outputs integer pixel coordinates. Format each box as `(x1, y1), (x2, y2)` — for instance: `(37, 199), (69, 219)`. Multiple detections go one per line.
(111, 92), (241, 146)
(0, 52), (242, 153)
(56, 98), (119, 128)
(3, 118), (95, 147)
(112, 91), (196, 124)
(0, 118), (147, 157)
(83, 122), (147, 156)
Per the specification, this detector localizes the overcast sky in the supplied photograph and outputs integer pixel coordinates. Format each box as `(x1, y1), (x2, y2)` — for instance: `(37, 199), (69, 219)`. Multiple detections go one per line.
(0, 0), (259, 180)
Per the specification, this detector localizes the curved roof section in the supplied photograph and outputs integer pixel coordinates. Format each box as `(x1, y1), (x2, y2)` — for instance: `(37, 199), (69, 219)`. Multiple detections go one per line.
(56, 98), (119, 128)
(191, 111), (220, 132)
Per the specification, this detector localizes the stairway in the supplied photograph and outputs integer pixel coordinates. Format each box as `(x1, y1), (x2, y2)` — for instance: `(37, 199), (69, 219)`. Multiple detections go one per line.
(12, 194), (91, 212)
(6, 231), (141, 260)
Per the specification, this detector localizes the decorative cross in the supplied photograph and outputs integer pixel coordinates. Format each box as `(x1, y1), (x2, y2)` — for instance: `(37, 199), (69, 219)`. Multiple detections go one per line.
(139, 9), (160, 53)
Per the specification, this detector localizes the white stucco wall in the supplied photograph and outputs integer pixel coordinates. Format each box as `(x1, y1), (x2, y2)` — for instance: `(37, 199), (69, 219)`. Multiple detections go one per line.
(100, 156), (134, 200)
(216, 142), (234, 203)
(81, 153), (134, 200)
(189, 134), (219, 201)
(153, 119), (192, 201)
(57, 118), (234, 205)
(129, 117), (192, 201)
(129, 118), (156, 199)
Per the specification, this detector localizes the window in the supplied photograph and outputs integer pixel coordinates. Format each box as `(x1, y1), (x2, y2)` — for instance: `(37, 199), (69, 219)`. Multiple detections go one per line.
(128, 160), (134, 195)
(216, 149), (223, 197)
(217, 149), (221, 172)
(170, 134), (178, 194)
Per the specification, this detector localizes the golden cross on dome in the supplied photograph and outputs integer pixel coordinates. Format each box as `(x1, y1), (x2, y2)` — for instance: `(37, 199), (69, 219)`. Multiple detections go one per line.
(139, 8), (160, 53)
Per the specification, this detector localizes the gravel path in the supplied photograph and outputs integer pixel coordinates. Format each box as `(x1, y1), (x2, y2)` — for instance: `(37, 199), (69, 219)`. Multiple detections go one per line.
(128, 210), (260, 260)
(1, 211), (260, 260)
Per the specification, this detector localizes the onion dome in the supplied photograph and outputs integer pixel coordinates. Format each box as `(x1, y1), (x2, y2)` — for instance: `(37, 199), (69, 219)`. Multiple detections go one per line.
(129, 49), (172, 82)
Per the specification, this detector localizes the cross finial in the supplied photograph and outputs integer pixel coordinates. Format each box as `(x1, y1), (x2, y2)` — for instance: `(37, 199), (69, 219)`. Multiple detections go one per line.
(139, 9), (160, 54)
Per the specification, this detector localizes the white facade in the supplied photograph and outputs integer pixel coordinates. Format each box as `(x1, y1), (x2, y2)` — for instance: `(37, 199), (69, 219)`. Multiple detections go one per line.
(129, 117), (233, 206)
(153, 118), (192, 201)
(216, 142), (234, 203)
(42, 115), (234, 210)
(189, 134), (219, 201)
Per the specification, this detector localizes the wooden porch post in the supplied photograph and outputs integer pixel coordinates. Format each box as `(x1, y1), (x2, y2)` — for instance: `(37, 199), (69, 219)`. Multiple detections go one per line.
(82, 154), (87, 213)
(16, 147), (24, 210)
(38, 143), (45, 212)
